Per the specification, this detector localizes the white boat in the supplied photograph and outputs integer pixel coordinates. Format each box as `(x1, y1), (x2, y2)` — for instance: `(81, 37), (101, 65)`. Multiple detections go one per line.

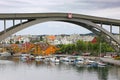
(50, 57), (60, 63)
(20, 54), (34, 61)
(61, 56), (75, 64)
(84, 59), (98, 67)
(85, 59), (95, 64)
(97, 61), (106, 67)
(44, 57), (50, 62)
(20, 54), (29, 61)
(0, 52), (11, 57)
(35, 56), (44, 61)
(74, 57), (84, 65)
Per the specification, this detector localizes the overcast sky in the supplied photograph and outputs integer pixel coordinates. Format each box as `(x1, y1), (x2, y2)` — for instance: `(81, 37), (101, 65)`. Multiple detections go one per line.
(0, 0), (120, 35)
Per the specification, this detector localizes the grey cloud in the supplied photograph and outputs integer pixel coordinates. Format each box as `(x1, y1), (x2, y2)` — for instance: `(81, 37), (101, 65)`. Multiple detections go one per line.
(0, 0), (120, 14)
(75, 0), (120, 9)
(0, 0), (31, 8)
(35, 0), (120, 13)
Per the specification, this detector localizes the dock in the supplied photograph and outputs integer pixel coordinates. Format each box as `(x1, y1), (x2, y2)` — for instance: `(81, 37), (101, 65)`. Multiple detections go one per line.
(100, 58), (120, 66)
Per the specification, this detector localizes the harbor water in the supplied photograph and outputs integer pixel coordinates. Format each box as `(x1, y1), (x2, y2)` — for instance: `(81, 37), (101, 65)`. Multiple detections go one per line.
(0, 59), (120, 80)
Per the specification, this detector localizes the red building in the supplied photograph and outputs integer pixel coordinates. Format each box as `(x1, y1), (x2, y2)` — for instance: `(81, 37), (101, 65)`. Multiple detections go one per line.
(91, 37), (97, 43)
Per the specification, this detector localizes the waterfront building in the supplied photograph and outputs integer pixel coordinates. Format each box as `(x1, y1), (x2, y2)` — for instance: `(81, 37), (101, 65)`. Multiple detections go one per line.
(1, 33), (97, 45)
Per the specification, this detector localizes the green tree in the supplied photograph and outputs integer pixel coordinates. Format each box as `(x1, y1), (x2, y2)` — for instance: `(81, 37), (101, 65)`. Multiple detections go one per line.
(39, 36), (43, 41)
(15, 41), (20, 44)
(57, 37), (115, 56)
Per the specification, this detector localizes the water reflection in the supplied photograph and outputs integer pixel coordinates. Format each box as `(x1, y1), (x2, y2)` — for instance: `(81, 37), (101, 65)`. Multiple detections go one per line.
(0, 59), (119, 80)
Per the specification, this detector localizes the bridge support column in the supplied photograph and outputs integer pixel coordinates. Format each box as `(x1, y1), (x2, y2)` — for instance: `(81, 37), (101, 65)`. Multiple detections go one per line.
(110, 24), (112, 43)
(4, 20), (6, 34)
(2, 19), (6, 46)
(99, 23), (102, 56)
(100, 23), (102, 27)
(119, 26), (120, 41)
(110, 24), (112, 34)
(13, 19), (15, 26)
(20, 19), (22, 24)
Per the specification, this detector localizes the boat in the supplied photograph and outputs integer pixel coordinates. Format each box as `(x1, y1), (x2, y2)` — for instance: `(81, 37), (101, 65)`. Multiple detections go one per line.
(85, 59), (98, 67)
(20, 54), (29, 61)
(74, 57), (84, 65)
(43, 57), (50, 62)
(0, 52), (11, 57)
(20, 53), (34, 61)
(50, 57), (60, 63)
(35, 56), (44, 61)
(61, 56), (76, 64)
(97, 61), (106, 67)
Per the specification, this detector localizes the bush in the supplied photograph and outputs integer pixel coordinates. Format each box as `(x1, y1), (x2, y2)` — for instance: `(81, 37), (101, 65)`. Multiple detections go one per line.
(114, 57), (120, 60)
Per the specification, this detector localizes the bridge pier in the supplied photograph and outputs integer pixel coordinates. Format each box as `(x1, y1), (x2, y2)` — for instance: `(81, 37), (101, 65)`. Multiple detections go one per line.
(3, 20), (6, 43)
(4, 20), (6, 33)
(119, 26), (120, 41)
(110, 24), (112, 33)
(13, 19), (15, 26)
(110, 24), (112, 44)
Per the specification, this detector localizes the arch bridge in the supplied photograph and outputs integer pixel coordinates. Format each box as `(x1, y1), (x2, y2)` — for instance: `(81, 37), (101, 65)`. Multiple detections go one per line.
(0, 13), (120, 52)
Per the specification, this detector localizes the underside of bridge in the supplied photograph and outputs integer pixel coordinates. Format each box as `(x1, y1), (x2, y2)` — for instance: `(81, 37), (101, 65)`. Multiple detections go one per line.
(0, 13), (120, 52)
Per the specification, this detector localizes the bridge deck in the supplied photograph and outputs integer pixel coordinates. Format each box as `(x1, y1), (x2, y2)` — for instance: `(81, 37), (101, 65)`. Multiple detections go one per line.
(0, 13), (119, 26)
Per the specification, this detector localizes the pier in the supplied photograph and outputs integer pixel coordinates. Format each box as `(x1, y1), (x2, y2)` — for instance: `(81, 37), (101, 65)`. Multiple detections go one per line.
(100, 58), (120, 66)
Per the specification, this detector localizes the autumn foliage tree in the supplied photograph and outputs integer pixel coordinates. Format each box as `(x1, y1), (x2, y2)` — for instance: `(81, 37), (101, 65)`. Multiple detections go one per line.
(9, 42), (59, 56)
(44, 45), (59, 55)
(10, 44), (20, 53)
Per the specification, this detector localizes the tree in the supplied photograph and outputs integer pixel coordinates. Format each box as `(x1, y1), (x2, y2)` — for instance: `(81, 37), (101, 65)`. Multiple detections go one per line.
(76, 40), (86, 53)
(55, 37), (115, 56)
(15, 41), (20, 44)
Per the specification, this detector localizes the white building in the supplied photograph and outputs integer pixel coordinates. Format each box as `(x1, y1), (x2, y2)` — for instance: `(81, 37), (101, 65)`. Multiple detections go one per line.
(1, 35), (30, 44)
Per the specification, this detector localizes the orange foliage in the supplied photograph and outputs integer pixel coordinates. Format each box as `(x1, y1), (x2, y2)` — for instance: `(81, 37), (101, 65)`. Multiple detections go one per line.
(34, 44), (42, 55)
(44, 45), (59, 55)
(11, 44), (20, 53)
(10, 42), (59, 56)
(21, 43), (34, 53)
(33, 44), (59, 56)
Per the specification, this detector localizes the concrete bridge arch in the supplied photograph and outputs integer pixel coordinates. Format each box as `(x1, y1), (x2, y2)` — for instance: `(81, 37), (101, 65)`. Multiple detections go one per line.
(0, 13), (120, 52)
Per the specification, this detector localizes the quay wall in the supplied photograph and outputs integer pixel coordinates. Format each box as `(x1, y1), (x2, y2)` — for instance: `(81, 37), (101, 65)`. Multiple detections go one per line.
(101, 58), (120, 66)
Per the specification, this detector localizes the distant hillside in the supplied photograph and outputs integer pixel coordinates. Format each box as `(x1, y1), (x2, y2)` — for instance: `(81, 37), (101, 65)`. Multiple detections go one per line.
(80, 33), (96, 36)
(112, 33), (119, 35)
(80, 33), (119, 36)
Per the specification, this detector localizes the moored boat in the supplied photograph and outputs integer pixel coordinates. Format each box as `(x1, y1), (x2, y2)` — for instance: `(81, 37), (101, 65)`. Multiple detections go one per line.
(35, 56), (44, 61)
(50, 57), (60, 63)
(0, 52), (11, 57)
(74, 57), (84, 65)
